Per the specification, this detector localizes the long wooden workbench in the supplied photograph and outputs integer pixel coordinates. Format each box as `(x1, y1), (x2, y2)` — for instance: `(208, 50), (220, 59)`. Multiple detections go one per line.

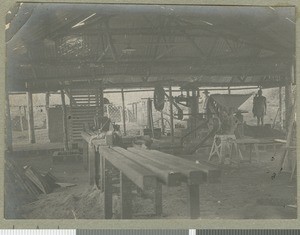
(81, 131), (221, 219)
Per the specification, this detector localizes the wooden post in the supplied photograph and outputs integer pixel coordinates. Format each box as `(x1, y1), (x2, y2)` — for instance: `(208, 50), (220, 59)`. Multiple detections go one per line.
(169, 85), (174, 144)
(132, 103), (135, 122)
(99, 81), (104, 128)
(121, 88), (126, 135)
(60, 90), (69, 151)
(187, 184), (200, 219)
(228, 86), (231, 94)
(120, 172), (132, 219)
(160, 111), (165, 135)
(191, 89), (199, 138)
(23, 106), (27, 118)
(284, 64), (294, 130)
(154, 182), (163, 216)
(45, 92), (50, 130)
(279, 86), (282, 129)
(104, 159), (113, 219)
(5, 92), (13, 151)
(135, 103), (138, 121)
(26, 91), (36, 143)
(285, 83), (293, 131)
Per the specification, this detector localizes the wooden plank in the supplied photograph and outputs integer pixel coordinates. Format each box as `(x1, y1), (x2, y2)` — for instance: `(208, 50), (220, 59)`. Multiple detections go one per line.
(187, 184), (200, 219)
(154, 182), (163, 216)
(149, 149), (220, 183)
(120, 172), (132, 219)
(104, 159), (113, 219)
(99, 146), (156, 190)
(127, 148), (206, 184)
(113, 147), (182, 186)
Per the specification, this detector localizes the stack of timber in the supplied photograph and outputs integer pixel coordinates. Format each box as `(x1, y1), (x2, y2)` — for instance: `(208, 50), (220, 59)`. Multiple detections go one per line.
(5, 158), (75, 199)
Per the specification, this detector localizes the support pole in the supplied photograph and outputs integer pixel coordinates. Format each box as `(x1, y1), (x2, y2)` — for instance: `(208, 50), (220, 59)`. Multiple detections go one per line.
(26, 91), (36, 143)
(5, 92), (13, 151)
(285, 84), (293, 131)
(169, 85), (174, 144)
(190, 89), (199, 138)
(121, 88), (126, 135)
(45, 92), (50, 130)
(160, 111), (165, 135)
(99, 81), (104, 128)
(60, 89), (69, 151)
(135, 103), (138, 122)
(284, 64), (294, 130)
(279, 86), (282, 129)
(228, 86), (231, 94)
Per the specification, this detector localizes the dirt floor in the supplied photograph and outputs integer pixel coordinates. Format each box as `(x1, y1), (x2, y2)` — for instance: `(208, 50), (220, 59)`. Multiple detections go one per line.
(5, 143), (297, 220)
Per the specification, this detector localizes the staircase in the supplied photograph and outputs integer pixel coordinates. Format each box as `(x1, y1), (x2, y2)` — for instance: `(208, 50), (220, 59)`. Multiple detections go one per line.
(67, 86), (102, 143)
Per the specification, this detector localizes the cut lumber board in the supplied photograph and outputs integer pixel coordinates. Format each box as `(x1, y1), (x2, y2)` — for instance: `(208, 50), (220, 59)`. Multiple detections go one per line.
(112, 147), (182, 186)
(99, 146), (157, 190)
(128, 147), (220, 183)
(127, 147), (204, 185)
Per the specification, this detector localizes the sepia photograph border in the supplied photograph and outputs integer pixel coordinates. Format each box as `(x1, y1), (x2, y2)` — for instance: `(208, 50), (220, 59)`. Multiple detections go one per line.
(0, 0), (299, 229)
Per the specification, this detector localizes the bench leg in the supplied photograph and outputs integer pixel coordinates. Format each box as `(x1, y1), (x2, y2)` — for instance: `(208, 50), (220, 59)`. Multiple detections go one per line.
(88, 145), (96, 185)
(120, 172), (132, 219)
(187, 184), (200, 219)
(104, 159), (113, 219)
(99, 152), (104, 192)
(154, 182), (163, 216)
(95, 151), (100, 188)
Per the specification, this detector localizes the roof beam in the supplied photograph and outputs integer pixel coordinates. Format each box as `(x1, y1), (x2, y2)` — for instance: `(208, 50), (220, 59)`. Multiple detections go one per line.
(104, 20), (118, 62)
(172, 17), (206, 58)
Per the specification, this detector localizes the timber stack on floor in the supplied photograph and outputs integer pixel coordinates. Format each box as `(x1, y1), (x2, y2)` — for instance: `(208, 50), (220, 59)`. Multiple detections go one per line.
(98, 146), (221, 219)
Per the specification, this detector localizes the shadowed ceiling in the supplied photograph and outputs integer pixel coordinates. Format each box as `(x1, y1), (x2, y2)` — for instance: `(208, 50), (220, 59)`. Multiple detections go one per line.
(6, 3), (296, 92)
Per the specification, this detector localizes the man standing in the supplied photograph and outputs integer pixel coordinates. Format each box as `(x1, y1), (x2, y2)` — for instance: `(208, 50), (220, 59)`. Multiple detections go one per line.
(252, 89), (267, 126)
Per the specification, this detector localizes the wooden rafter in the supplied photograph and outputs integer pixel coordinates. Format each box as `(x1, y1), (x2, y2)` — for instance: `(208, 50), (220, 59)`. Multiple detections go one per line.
(172, 17), (206, 58)
(104, 20), (118, 62)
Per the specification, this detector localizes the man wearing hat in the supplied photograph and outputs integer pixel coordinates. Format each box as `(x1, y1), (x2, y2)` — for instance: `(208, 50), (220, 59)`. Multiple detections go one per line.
(202, 89), (211, 119)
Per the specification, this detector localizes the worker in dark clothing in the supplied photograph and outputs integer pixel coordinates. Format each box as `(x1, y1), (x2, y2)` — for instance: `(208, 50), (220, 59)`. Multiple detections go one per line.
(94, 98), (111, 131)
(252, 89), (267, 126)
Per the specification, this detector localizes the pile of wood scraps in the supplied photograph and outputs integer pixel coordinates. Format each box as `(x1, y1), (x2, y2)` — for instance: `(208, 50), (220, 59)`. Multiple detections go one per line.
(5, 158), (76, 199)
